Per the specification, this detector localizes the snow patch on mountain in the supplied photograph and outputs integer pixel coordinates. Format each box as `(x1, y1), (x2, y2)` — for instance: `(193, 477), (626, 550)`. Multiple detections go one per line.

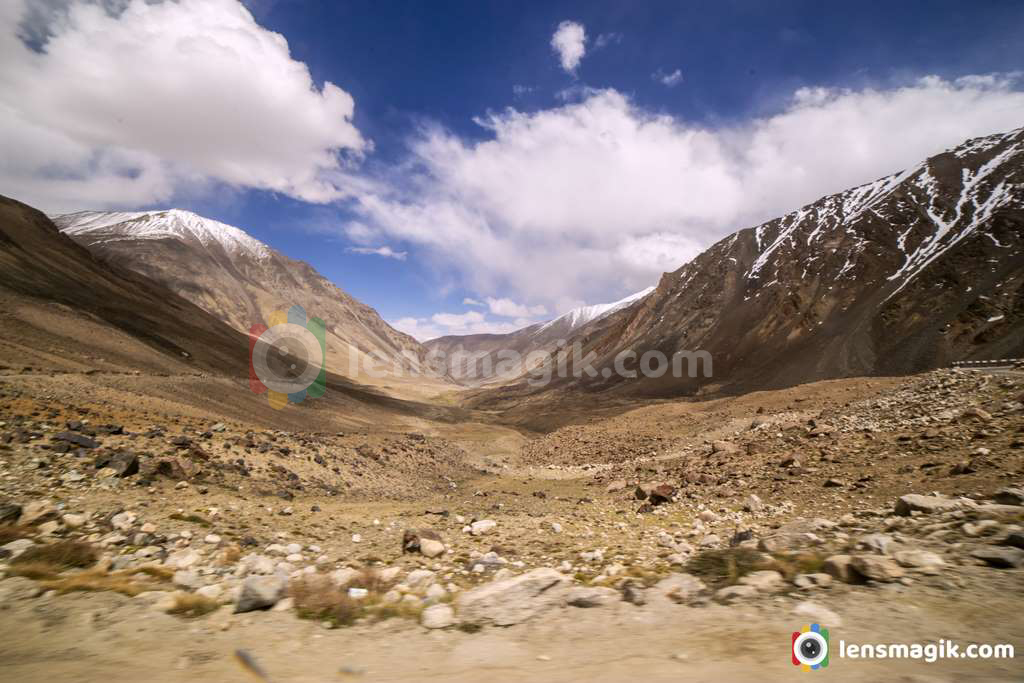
(55, 209), (272, 261)
(539, 286), (655, 333)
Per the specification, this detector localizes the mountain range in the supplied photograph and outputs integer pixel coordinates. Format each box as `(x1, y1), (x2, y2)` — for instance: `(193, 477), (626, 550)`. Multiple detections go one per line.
(473, 126), (1024, 411)
(53, 209), (450, 397)
(2, 126), (1021, 416)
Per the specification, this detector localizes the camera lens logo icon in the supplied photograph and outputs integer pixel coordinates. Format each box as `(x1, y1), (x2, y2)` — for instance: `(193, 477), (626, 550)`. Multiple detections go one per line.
(792, 623), (830, 671)
(249, 304), (326, 409)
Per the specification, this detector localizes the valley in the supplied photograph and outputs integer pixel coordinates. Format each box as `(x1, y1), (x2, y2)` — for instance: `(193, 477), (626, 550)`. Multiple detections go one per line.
(1, 124), (1022, 682)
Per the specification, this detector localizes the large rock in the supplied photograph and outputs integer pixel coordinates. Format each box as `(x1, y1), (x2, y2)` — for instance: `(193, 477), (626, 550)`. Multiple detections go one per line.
(235, 575), (286, 613)
(94, 451), (139, 477)
(402, 529), (445, 557)
(758, 519), (824, 552)
(738, 570), (785, 592)
(421, 604), (455, 629)
(419, 539), (446, 558)
(20, 500), (57, 526)
(851, 555), (905, 582)
(894, 494), (961, 516)
(971, 547), (1024, 569)
(992, 488), (1024, 506)
(647, 573), (707, 605)
(469, 520), (497, 536)
(823, 555), (856, 583)
(0, 503), (22, 524)
(53, 431), (99, 448)
(565, 586), (620, 608)
(894, 550), (945, 573)
(455, 568), (569, 626)
(714, 584), (758, 604)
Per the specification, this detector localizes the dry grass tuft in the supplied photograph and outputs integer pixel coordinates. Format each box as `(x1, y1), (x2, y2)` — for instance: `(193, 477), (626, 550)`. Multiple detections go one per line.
(167, 593), (220, 618)
(290, 575), (366, 627)
(0, 524), (34, 544)
(39, 565), (173, 597)
(684, 547), (774, 587)
(168, 512), (211, 527)
(11, 540), (97, 570)
(6, 561), (60, 580)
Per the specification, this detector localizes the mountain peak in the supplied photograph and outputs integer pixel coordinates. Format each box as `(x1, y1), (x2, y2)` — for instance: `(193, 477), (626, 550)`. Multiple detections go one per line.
(55, 209), (273, 261)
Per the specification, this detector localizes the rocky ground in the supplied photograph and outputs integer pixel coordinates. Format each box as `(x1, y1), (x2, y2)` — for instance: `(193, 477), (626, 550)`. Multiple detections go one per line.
(1, 369), (1023, 681)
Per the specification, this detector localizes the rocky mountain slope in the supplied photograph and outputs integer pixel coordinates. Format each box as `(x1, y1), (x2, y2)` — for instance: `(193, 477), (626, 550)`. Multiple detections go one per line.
(479, 126), (1024, 407)
(54, 210), (447, 395)
(425, 288), (653, 387)
(0, 196), (465, 431)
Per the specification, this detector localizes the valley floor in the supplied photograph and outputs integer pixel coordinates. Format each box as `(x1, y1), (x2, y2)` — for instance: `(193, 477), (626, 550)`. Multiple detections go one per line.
(1, 368), (1022, 681)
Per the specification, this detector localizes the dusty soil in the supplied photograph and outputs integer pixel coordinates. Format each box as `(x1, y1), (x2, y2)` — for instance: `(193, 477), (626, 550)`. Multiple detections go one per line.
(1, 368), (1023, 682)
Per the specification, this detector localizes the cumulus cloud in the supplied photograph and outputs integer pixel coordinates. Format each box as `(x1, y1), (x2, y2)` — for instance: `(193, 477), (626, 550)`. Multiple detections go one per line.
(551, 20), (586, 74)
(655, 68), (684, 87)
(485, 297), (547, 318)
(0, 0), (370, 212)
(390, 311), (534, 341)
(462, 297), (484, 306)
(594, 32), (622, 49)
(354, 76), (1024, 314)
(346, 245), (407, 260)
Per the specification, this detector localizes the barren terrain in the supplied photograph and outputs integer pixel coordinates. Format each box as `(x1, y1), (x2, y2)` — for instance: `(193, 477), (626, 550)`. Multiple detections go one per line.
(1, 366), (1022, 682)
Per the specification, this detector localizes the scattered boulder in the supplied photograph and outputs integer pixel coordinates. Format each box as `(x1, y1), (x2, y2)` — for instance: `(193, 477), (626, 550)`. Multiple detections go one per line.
(993, 488), (1024, 506)
(20, 500), (57, 526)
(565, 586), (620, 608)
(714, 584), (758, 604)
(647, 573), (707, 604)
(455, 568), (569, 626)
(469, 520), (497, 536)
(737, 570), (784, 593)
(53, 431), (99, 449)
(421, 604), (455, 629)
(0, 503), (22, 524)
(894, 550), (945, 573)
(894, 494), (961, 517)
(235, 575), (286, 613)
(851, 555), (905, 582)
(402, 529), (443, 555)
(93, 451), (139, 477)
(971, 547), (1024, 569)
(823, 555), (857, 583)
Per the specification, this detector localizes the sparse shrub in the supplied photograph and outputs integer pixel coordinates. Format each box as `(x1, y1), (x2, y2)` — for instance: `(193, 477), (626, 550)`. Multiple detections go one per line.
(167, 593), (220, 618)
(684, 547), (773, 587)
(290, 575), (365, 627)
(0, 524), (33, 544)
(6, 561), (60, 580)
(11, 540), (97, 570)
(168, 512), (211, 527)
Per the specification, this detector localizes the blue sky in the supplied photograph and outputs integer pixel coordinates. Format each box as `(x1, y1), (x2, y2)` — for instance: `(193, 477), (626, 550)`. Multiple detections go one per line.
(3, 0), (1024, 338)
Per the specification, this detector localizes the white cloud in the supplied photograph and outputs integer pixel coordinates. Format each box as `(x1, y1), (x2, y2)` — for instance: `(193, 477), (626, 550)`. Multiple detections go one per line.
(354, 76), (1024, 314)
(594, 32), (622, 49)
(655, 68), (683, 87)
(551, 20), (586, 74)
(512, 84), (533, 98)
(485, 297), (547, 318)
(0, 0), (370, 212)
(462, 297), (484, 306)
(346, 245), (407, 260)
(390, 311), (533, 341)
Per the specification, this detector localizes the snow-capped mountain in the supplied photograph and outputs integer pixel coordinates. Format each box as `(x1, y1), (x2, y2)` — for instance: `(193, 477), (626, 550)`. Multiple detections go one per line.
(538, 287), (656, 334)
(424, 288), (655, 386)
(54, 209), (438, 387)
(472, 126), (1024, 403)
(59, 209), (272, 261)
